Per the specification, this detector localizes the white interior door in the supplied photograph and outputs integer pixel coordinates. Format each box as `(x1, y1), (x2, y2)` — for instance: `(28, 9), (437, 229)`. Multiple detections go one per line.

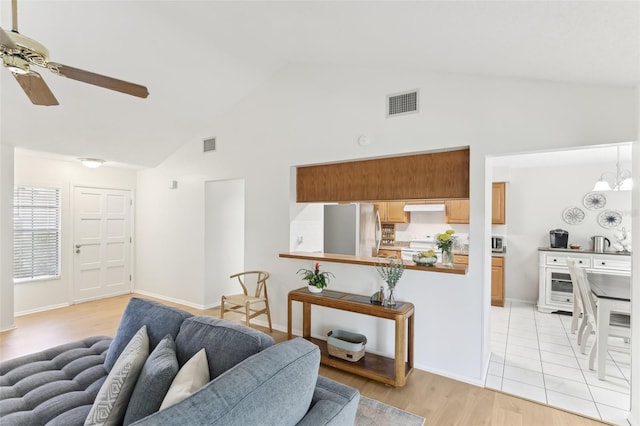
(73, 187), (132, 302)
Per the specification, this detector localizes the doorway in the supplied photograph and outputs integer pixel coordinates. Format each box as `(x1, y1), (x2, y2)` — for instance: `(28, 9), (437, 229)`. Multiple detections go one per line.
(204, 179), (245, 308)
(73, 186), (132, 302)
(486, 143), (633, 423)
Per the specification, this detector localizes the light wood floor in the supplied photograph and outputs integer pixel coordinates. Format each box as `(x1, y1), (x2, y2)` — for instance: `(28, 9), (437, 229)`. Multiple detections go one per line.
(0, 294), (607, 426)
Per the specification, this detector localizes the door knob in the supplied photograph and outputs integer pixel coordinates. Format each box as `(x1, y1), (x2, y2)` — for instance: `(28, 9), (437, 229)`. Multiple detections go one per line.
(75, 244), (81, 254)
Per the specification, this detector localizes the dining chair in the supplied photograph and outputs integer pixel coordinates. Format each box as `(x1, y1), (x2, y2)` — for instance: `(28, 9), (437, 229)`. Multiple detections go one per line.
(566, 259), (630, 372)
(220, 271), (272, 332)
(569, 262), (585, 338)
(566, 260), (591, 347)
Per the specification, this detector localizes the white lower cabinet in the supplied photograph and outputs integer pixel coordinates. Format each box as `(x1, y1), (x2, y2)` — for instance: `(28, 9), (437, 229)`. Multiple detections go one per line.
(537, 250), (631, 313)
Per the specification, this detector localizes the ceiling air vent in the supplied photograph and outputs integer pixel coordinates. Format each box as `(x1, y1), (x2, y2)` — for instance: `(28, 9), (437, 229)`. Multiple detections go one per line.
(387, 90), (419, 117)
(203, 137), (216, 152)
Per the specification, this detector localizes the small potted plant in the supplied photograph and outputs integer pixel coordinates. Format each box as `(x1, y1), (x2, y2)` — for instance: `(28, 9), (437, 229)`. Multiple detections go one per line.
(298, 262), (334, 293)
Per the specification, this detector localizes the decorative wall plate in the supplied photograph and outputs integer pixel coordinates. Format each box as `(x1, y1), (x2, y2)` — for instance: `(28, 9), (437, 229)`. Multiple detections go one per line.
(597, 210), (622, 228)
(583, 192), (606, 210)
(562, 206), (585, 225)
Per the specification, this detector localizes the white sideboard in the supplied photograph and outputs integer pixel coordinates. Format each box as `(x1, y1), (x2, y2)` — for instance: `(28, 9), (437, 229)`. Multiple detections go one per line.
(537, 248), (631, 313)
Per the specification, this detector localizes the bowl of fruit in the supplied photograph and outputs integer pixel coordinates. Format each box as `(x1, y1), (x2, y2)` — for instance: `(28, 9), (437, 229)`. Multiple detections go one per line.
(412, 250), (438, 266)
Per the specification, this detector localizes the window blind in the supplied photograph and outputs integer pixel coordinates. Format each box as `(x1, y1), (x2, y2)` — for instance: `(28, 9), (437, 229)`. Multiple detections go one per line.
(13, 186), (61, 282)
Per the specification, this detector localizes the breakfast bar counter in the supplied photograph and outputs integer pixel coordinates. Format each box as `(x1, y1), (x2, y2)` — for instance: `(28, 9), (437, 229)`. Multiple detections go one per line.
(279, 252), (468, 274)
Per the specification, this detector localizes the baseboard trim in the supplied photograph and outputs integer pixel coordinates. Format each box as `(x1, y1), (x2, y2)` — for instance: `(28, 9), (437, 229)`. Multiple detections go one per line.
(73, 291), (131, 306)
(414, 362), (485, 387)
(133, 290), (208, 310)
(0, 323), (17, 332)
(15, 302), (70, 317)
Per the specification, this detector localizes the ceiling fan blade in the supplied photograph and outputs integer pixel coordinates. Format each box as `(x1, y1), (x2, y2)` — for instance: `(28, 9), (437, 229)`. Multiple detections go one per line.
(0, 27), (17, 49)
(49, 62), (149, 99)
(13, 71), (59, 106)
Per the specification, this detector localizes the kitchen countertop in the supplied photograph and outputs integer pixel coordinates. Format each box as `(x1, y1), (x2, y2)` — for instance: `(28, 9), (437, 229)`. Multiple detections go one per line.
(279, 252), (467, 274)
(538, 247), (631, 256)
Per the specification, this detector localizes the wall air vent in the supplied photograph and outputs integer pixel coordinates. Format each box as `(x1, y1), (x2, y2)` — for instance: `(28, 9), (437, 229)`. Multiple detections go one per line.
(203, 137), (216, 152)
(387, 90), (419, 117)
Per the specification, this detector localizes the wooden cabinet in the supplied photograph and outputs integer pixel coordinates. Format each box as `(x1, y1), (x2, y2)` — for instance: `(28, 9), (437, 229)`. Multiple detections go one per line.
(445, 200), (470, 224)
(453, 254), (469, 265)
(444, 182), (506, 225)
(453, 254), (504, 307)
(492, 182), (506, 224)
(376, 202), (409, 223)
(377, 249), (401, 259)
(296, 148), (469, 202)
(491, 256), (505, 307)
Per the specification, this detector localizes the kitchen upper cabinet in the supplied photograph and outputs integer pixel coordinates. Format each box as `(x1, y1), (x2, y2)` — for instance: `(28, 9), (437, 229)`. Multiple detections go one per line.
(444, 182), (506, 225)
(445, 200), (469, 224)
(376, 202), (409, 223)
(491, 256), (505, 307)
(492, 182), (506, 224)
(296, 148), (469, 202)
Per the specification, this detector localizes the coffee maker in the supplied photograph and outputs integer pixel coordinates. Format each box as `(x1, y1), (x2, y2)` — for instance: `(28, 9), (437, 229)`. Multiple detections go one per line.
(549, 229), (569, 249)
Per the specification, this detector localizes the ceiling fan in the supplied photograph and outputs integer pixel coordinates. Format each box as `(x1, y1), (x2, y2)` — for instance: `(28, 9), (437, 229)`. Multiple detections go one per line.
(0, 0), (149, 106)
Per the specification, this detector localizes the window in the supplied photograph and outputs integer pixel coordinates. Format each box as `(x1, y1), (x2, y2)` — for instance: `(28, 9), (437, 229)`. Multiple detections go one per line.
(13, 186), (61, 282)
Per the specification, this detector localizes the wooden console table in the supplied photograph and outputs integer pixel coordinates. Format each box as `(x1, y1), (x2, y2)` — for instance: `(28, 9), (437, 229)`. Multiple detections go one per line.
(287, 287), (414, 387)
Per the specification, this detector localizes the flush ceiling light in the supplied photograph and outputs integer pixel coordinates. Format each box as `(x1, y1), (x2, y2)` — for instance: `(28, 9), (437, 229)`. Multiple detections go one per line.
(79, 158), (105, 168)
(593, 146), (632, 191)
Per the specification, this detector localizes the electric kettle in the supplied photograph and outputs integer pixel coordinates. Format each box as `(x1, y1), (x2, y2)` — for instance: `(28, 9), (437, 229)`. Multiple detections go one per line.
(591, 235), (610, 253)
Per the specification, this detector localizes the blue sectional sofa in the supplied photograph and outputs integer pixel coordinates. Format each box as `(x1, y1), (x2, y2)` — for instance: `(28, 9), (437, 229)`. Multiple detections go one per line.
(0, 297), (360, 425)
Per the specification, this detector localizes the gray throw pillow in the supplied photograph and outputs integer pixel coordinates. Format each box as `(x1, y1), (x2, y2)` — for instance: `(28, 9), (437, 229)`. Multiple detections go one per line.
(85, 325), (149, 426)
(123, 335), (179, 425)
(104, 298), (192, 371)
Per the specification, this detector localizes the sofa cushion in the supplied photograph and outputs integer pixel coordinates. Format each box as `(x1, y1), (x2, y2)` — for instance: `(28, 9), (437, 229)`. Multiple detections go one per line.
(174, 316), (274, 379)
(0, 336), (111, 425)
(132, 338), (320, 426)
(123, 335), (179, 425)
(159, 348), (209, 410)
(85, 325), (149, 425)
(104, 298), (192, 372)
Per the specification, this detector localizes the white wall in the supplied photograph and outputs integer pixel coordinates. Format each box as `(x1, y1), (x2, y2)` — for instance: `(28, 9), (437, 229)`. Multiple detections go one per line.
(134, 64), (637, 385)
(13, 154), (137, 314)
(0, 146), (15, 331)
(204, 178), (245, 308)
(504, 162), (632, 303)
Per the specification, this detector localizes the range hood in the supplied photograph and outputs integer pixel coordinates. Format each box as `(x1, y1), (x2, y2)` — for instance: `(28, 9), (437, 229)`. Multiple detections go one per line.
(403, 204), (445, 212)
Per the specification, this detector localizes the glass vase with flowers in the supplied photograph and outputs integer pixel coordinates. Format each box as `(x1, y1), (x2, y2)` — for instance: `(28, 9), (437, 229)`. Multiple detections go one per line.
(436, 229), (457, 267)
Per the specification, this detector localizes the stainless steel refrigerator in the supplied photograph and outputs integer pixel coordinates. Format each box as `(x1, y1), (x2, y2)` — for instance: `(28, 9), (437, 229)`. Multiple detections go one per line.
(323, 203), (380, 256)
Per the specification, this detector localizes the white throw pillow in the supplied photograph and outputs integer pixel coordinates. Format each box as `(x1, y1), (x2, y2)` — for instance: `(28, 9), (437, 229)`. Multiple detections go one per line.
(85, 325), (149, 426)
(159, 348), (210, 410)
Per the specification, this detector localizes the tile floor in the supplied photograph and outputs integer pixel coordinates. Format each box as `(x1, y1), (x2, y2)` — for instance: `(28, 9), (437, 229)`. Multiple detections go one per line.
(487, 301), (631, 425)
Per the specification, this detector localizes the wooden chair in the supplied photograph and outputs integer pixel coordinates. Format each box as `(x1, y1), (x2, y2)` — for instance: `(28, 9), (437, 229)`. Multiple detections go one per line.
(570, 262), (585, 338)
(221, 271), (272, 332)
(566, 260), (630, 372)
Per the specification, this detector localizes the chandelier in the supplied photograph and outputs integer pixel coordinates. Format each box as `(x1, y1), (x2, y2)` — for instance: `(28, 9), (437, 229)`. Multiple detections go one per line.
(592, 146), (632, 191)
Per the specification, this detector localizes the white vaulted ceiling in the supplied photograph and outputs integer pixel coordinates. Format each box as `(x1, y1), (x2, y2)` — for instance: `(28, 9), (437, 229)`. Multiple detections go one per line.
(1, 1), (638, 168)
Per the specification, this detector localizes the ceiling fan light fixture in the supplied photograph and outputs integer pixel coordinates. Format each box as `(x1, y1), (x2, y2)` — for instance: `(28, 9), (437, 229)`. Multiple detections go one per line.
(79, 158), (105, 168)
(3, 55), (29, 74)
